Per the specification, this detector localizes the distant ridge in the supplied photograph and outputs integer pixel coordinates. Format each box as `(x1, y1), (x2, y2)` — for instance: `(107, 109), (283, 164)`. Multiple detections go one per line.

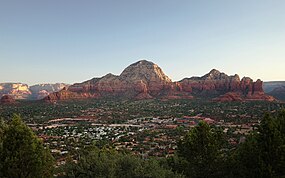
(44, 60), (275, 102)
(0, 83), (69, 100)
(263, 81), (285, 101)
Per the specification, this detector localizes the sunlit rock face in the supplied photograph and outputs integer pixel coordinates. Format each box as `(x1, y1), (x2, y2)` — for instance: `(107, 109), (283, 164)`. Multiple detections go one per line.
(0, 83), (69, 100)
(44, 60), (275, 102)
(0, 83), (31, 99)
(46, 60), (185, 101)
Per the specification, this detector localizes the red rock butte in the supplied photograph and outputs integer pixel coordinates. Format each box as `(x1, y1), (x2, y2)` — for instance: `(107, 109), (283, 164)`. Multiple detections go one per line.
(0, 95), (16, 104)
(44, 60), (275, 102)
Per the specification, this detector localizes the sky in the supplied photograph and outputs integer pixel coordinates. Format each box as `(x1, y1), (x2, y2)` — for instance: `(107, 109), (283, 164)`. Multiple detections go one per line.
(0, 0), (285, 85)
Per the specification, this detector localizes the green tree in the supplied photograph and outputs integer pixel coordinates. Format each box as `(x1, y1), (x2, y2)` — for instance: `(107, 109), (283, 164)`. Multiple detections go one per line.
(233, 110), (285, 178)
(258, 111), (285, 177)
(172, 121), (225, 178)
(0, 114), (54, 178)
(230, 134), (261, 178)
(61, 145), (183, 178)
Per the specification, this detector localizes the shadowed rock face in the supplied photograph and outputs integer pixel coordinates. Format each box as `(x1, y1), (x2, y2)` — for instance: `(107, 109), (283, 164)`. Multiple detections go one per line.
(0, 95), (16, 104)
(44, 60), (275, 102)
(263, 81), (285, 101)
(268, 86), (285, 101)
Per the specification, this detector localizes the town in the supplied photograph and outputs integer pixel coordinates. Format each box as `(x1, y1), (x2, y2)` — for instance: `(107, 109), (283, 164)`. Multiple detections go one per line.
(1, 99), (283, 166)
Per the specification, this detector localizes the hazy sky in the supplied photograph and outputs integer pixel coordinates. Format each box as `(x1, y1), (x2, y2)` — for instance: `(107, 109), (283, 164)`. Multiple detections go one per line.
(0, 0), (284, 85)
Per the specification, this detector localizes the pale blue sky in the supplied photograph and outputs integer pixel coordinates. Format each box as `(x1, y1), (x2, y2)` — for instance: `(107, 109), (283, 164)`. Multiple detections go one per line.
(0, 0), (284, 85)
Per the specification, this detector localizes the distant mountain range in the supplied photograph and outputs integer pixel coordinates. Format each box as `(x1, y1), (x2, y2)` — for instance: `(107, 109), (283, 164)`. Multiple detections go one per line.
(0, 83), (69, 100)
(2, 60), (284, 103)
(263, 82), (285, 101)
(44, 60), (275, 102)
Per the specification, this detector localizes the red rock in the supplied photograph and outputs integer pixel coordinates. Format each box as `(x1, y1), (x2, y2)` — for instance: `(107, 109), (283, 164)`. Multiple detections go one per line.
(213, 92), (243, 102)
(0, 95), (16, 104)
(44, 60), (275, 102)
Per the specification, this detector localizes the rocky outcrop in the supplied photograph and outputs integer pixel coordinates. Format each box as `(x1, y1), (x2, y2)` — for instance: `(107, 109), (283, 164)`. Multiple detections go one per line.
(29, 83), (69, 99)
(44, 87), (100, 101)
(46, 60), (182, 101)
(0, 95), (16, 104)
(213, 78), (275, 102)
(0, 83), (69, 100)
(0, 83), (31, 99)
(44, 60), (275, 102)
(213, 92), (243, 102)
(180, 69), (241, 94)
(179, 69), (274, 102)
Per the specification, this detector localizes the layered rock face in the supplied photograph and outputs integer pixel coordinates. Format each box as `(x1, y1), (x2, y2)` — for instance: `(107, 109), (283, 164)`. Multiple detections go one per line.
(45, 60), (275, 102)
(180, 69), (241, 94)
(0, 83), (69, 100)
(0, 83), (31, 99)
(179, 69), (274, 101)
(46, 60), (192, 101)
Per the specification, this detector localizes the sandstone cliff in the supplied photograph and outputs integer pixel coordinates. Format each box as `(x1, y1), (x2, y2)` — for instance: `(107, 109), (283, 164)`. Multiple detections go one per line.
(179, 69), (274, 101)
(0, 83), (69, 100)
(44, 60), (275, 102)
(46, 60), (191, 101)
(0, 83), (31, 99)
(0, 95), (16, 104)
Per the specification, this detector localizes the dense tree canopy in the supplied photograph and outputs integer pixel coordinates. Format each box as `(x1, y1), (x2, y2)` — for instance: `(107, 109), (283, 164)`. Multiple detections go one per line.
(60, 145), (183, 178)
(0, 115), (54, 178)
(169, 110), (285, 178)
(232, 110), (285, 178)
(169, 121), (225, 178)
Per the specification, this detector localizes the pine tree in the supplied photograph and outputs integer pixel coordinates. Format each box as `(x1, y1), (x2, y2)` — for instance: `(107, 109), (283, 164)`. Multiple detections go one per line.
(0, 114), (54, 178)
(175, 121), (225, 178)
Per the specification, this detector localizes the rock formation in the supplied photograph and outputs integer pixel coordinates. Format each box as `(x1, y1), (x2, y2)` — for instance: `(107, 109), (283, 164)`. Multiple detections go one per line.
(0, 83), (69, 100)
(0, 83), (31, 99)
(212, 78), (275, 101)
(179, 69), (241, 94)
(0, 95), (16, 104)
(44, 60), (275, 102)
(46, 60), (191, 101)
(29, 83), (69, 99)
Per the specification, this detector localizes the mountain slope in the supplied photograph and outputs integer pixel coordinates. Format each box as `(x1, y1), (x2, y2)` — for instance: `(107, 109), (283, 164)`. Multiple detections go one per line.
(263, 81), (285, 101)
(46, 60), (189, 100)
(45, 60), (275, 102)
(268, 86), (285, 101)
(263, 81), (285, 93)
(0, 83), (69, 100)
